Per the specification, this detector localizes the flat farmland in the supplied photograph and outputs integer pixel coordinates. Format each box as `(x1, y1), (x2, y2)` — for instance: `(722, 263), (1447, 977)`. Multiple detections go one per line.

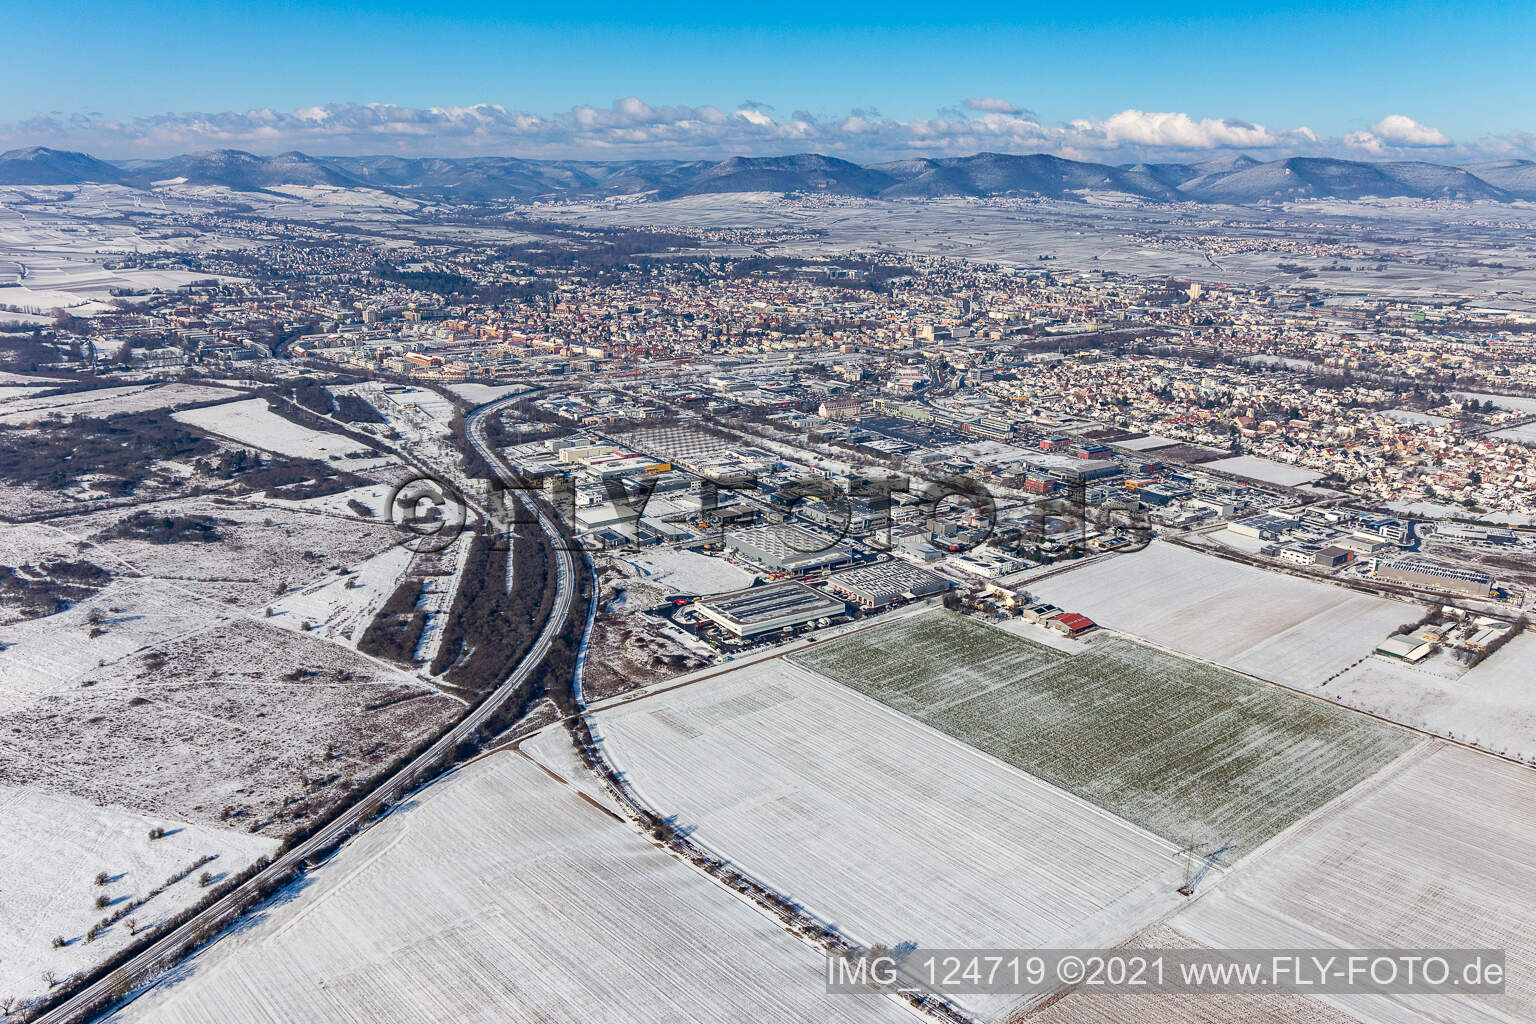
(594, 658), (1186, 1020)
(1171, 743), (1536, 1024)
(106, 730), (913, 1024)
(1026, 541), (1416, 688)
(1325, 632), (1536, 760)
(791, 610), (1417, 855)
(1015, 925), (1365, 1024)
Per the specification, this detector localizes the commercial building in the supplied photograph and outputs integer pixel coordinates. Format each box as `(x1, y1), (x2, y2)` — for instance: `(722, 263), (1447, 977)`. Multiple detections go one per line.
(826, 561), (950, 608)
(695, 581), (847, 637)
(725, 523), (857, 573)
(1227, 513), (1300, 540)
(1314, 546), (1352, 568)
(1376, 559), (1496, 598)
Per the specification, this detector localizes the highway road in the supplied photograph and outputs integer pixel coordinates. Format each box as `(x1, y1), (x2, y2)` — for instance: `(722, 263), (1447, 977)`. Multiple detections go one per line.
(37, 394), (576, 1024)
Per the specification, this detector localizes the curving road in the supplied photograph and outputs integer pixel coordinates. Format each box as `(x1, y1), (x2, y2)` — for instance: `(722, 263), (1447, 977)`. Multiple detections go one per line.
(38, 394), (575, 1024)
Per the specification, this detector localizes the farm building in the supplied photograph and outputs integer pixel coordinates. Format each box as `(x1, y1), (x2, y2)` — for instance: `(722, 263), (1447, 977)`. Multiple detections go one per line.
(696, 581), (847, 637)
(826, 561), (951, 608)
(1375, 633), (1434, 662)
(1048, 612), (1098, 637)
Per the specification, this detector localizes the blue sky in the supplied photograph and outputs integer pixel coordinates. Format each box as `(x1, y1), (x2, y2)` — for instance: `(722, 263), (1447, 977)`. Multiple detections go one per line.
(4, 0), (1531, 160)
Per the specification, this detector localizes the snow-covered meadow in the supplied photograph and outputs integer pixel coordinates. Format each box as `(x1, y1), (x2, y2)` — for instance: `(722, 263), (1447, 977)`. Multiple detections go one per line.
(792, 610), (1417, 856)
(0, 382), (236, 426)
(0, 786), (277, 1008)
(1027, 541), (1416, 688)
(594, 658), (1188, 1020)
(171, 398), (393, 469)
(1172, 742), (1536, 1024)
(105, 732), (913, 1024)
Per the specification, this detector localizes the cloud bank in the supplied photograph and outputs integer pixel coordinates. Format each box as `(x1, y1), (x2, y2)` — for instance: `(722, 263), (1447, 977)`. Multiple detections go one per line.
(1, 98), (1498, 164)
(1345, 114), (1455, 153)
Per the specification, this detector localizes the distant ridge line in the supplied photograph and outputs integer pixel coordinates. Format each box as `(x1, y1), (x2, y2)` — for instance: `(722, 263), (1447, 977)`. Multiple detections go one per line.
(3, 145), (1535, 204)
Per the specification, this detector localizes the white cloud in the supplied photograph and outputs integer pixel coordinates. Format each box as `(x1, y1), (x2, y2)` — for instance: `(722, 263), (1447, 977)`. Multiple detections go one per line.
(963, 97), (1021, 114)
(0, 98), (1504, 164)
(1347, 114), (1453, 151)
(1094, 110), (1281, 149)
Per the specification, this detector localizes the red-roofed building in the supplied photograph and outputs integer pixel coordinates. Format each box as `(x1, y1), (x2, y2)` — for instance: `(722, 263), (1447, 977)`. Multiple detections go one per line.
(1048, 612), (1097, 637)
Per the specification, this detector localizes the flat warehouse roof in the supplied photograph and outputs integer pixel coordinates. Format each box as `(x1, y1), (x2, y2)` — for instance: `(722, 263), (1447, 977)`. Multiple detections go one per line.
(698, 581), (845, 626)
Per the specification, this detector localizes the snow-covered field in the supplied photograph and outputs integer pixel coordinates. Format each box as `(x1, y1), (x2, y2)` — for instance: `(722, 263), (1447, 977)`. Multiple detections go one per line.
(622, 548), (756, 594)
(172, 398), (392, 469)
(1326, 632), (1536, 761)
(792, 610), (1416, 856)
(444, 381), (534, 405)
(265, 543), (415, 645)
(1172, 742), (1536, 1024)
(0, 786), (277, 1007)
(1028, 541), (1417, 688)
(0, 382), (236, 426)
(1202, 454), (1324, 486)
(594, 658), (1187, 1020)
(1490, 423), (1536, 445)
(1112, 434), (1186, 451)
(1029, 925), (1364, 1024)
(107, 731), (913, 1024)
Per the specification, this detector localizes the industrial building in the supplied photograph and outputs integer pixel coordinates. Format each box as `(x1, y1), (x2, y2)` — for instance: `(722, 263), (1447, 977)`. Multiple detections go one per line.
(826, 561), (951, 608)
(1227, 513), (1300, 540)
(1376, 559), (1496, 598)
(1314, 546), (1352, 568)
(725, 523), (857, 573)
(695, 581), (847, 638)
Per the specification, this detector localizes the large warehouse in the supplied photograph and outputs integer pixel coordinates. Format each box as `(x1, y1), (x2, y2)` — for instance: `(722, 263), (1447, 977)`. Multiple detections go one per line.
(826, 561), (951, 608)
(1377, 559), (1496, 598)
(695, 581), (847, 638)
(724, 522), (857, 573)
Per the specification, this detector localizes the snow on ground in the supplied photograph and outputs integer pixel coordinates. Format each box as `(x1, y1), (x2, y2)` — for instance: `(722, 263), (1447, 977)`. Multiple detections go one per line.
(1029, 924), (1366, 1024)
(1028, 541), (1416, 689)
(622, 547), (756, 594)
(793, 610), (1416, 857)
(250, 481), (397, 519)
(0, 382), (236, 426)
(1112, 434), (1186, 451)
(1202, 454), (1324, 486)
(171, 398), (392, 469)
(1171, 742), (1536, 1024)
(444, 381), (534, 405)
(0, 786), (277, 1007)
(1326, 632), (1536, 761)
(594, 658), (1187, 1021)
(1383, 409), (1452, 426)
(0, 615), (456, 836)
(107, 732), (913, 1024)
(1490, 423), (1536, 445)
(265, 543), (414, 645)
(1, 496), (421, 700)
(1454, 391), (1536, 415)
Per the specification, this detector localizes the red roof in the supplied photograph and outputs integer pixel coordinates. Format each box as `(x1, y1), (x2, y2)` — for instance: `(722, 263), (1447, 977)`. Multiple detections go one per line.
(1050, 612), (1096, 631)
